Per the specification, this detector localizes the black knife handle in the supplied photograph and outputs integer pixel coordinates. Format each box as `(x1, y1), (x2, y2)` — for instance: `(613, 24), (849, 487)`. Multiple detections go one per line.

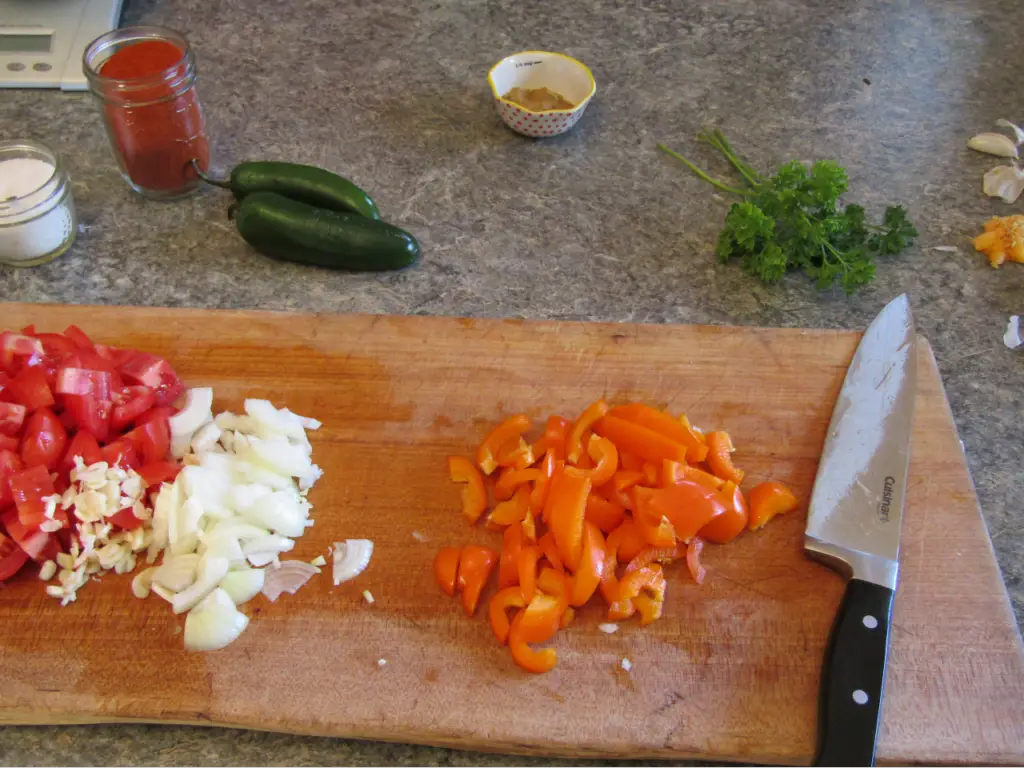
(814, 578), (895, 767)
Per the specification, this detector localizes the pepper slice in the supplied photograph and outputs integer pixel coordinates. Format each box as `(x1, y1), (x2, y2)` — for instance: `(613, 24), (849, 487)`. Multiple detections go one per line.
(569, 522), (606, 607)
(633, 593), (664, 626)
(747, 480), (799, 530)
(545, 468), (592, 571)
(584, 493), (626, 533)
(544, 415), (570, 462)
(486, 485), (531, 529)
(592, 415), (689, 465)
(476, 414), (531, 475)
(632, 500), (678, 548)
(489, 586), (525, 645)
(623, 542), (686, 575)
(606, 518), (648, 563)
(634, 482), (724, 543)
(566, 399), (609, 464)
(530, 452), (557, 516)
(495, 467), (541, 501)
(515, 592), (563, 644)
(508, 611), (558, 674)
(433, 546), (461, 597)
(521, 509), (537, 542)
(496, 436), (536, 471)
(706, 431), (744, 484)
(618, 563), (666, 604)
(699, 481), (748, 544)
(517, 544), (541, 603)
(537, 566), (571, 613)
(498, 523), (524, 589)
(686, 536), (706, 584)
(448, 455), (488, 525)
(457, 545), (498, 616)
(537, 530), (564, 572)
(608, 403), (708, 462)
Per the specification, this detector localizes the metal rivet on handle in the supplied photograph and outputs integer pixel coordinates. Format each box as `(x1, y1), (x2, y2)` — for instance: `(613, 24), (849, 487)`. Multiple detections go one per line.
(862, 615), (878, 629)
(853, 690), (869, 705)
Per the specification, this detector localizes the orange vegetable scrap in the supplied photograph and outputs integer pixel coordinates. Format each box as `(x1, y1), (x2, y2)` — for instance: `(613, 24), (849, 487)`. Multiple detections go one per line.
(973, 215), (1024, 268)
(436, 400), (798, 673)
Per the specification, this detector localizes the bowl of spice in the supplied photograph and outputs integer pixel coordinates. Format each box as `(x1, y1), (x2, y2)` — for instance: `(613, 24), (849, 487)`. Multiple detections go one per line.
(488, 51), (595, 138)
(83, 26), (210, 200)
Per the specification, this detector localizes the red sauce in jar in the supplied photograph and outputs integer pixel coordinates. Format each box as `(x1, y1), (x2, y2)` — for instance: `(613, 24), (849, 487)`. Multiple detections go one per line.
(99, 39), (209, 194)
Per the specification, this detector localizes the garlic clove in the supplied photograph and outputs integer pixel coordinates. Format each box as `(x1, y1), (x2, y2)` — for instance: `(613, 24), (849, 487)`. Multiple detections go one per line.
(996, 119), (1024, 145)
(982, 165), (1024, 203)
(968, 133), (1019, 158)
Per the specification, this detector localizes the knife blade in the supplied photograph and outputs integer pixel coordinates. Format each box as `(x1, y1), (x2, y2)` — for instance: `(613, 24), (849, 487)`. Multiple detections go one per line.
(804, 294), (917, 767)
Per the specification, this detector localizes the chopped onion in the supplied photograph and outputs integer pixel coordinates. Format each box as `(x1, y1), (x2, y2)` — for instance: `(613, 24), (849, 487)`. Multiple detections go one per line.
(201, 533), (245, 565)
(242, 534), (295, 557)
(170, 388), (214, 457)
(244, 399), (307, 440)
(132, 567), (157, 599)
(226, 483), (272, 513)
(598, 623), (619, 634)
(184, 588), (249, 652)
(219, 567), (266, 605)
(171, 555), (229, 614)
(190, 421), (222, 454)
(152, 553), (200, 592)
(261, 560), (318, 602)
(245, 437), (314, 478)
(170, 497), (205, 555)
(333, 539), (373, 585)
(241, 489), (308, 537)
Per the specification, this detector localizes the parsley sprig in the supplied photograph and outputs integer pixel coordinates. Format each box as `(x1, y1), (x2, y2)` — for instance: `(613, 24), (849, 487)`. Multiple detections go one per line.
(658, 129), (917, 293)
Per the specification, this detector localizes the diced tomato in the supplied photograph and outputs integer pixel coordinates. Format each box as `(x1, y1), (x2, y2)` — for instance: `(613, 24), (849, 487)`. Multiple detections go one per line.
(55, 367), (113, 401)
(126, 414), (170, 464)
(119, 353), (184, 407)
(0, 532), (31, 582)
(0, 331), (43, 375)
(34, 333), (77, 361)
(9, 366), (54, 412)
(110, 386), (156, 431)
(62, 394), (111, 443)
(0, 402), (26, 436)
(19, 325), (36, 336)
(0, 434), (18, 452)
(7, 465), (58, 529)
(63, 325), (95, 351)
(0, 449), (23, 509)
(20, 408), (67, 471)
(61, 430), (103, 476)
(136, 406), (175, 426)
(1, 510), (58, 563)
(101, 439), (140, 470)
(108, 507), (145, 530)
(0, 372), (14, 403)
(137, 460), (181, 488)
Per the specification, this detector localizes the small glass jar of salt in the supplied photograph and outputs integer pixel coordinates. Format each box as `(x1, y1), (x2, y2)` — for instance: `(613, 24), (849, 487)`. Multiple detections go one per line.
(0, 140), (77, 267)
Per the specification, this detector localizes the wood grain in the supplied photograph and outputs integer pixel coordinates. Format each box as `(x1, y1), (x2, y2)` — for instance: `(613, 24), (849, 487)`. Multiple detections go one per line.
(0, 303), (1020, 765)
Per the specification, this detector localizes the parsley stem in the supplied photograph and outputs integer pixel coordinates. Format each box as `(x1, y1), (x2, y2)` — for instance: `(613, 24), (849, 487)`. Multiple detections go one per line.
(700, 129), (764, 188)
(656, 143), (749, 196)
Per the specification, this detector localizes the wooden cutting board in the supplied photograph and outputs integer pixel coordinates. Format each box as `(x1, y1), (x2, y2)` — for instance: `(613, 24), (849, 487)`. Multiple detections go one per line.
(0, 303), (1021, 765)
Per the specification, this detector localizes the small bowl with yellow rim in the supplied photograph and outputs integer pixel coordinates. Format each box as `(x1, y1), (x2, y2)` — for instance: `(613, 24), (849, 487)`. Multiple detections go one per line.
(487, 51), (596, 138)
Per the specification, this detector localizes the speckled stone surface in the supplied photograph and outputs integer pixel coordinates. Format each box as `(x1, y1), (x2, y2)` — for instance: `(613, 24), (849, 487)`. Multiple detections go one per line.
(0, 0), (1021, 763)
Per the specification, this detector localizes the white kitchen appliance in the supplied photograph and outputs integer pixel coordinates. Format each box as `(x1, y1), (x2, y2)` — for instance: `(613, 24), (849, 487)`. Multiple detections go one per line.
(0, 0), (123, 90)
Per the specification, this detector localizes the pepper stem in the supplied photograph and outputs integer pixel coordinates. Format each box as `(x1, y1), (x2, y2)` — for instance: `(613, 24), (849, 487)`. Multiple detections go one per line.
(191, 159), (231, 189)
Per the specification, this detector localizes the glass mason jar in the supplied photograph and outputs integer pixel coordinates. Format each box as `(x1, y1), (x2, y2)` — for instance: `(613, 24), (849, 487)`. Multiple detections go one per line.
(0, 140), (77, 268)
(83, 26), (210, 200)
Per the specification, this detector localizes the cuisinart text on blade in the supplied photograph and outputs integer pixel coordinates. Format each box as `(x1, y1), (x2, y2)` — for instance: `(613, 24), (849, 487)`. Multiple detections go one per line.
(803, 294), (917, 767)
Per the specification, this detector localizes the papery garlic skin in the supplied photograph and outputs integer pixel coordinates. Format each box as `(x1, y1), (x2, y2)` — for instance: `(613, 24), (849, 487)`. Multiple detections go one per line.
(982, 165), (1024, 203)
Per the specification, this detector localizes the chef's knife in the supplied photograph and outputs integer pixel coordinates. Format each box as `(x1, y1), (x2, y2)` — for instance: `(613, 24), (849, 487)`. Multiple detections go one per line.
(805, 294), (917, 767)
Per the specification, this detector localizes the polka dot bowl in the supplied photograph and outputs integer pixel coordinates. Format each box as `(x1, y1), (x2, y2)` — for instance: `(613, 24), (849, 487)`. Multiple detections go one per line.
(487, 51), (596, 138)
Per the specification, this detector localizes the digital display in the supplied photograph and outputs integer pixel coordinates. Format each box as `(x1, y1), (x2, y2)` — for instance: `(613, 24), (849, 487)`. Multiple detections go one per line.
(0, 33), (53, 54)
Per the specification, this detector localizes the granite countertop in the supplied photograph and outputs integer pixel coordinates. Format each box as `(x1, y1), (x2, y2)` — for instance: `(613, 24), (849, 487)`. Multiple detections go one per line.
(1, 0), (1021, 763)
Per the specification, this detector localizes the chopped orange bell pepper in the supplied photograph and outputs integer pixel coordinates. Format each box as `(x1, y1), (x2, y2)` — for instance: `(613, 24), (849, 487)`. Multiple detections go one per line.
(433, 546), (461, 597)
(567, 399), (609, 464)
(608, 598), (636, 621)
(569, 522), (606, 607)
(477, 414), (531, 475)
(521, 508), (537, 542)
(545, 468), (592, 571)
(633, 593), (664, 626)
(606, 518), (648, 563)
(747, 480), (799, 530)
(560, 607), (575, 628)
(699, 481), (748, 544)
(573, 432), (596, 469)
(537, 566), (571, 612)
(661, 460), (683, 487)
(619, 451), (644, 472)
(609, 469), (646, 493)
(624, 542), (686, 575)
(489, 586), (525, 645)
(448, 455), (488, 525)
(641, 461), (660, 486)
(592, 415), (689, 465)
(508, 611), (558, 674)
(584, 493), (626, 533)
(686, 536), (706, 584)
(498, 523), (523, 589)
(495, 467), (541, 501)
(457, 545), (497, 616)
(680, 413), (707, 445)
(661, 460), (724, 491)
(618, 563), (666, 604)
(516, 592), (563, 644)
(496, 436), (536, 470)
(632, 500), (678, 548)
(544, 415), (570, 462)
(517, 544), (541, 603)
(608, 403), (708, 462)
(706, 431), (744, 484)
(578, 435), (618, 487)
(487, 485), (530, 529)
(537, 531), (564, 572)
(530, 452), (557, 516)
(634, 482), (723, 543)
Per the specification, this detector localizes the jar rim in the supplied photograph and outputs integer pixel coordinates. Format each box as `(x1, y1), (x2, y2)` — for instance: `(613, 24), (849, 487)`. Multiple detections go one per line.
(82, 25), (193, 89)
(0, 141), (62, 215)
